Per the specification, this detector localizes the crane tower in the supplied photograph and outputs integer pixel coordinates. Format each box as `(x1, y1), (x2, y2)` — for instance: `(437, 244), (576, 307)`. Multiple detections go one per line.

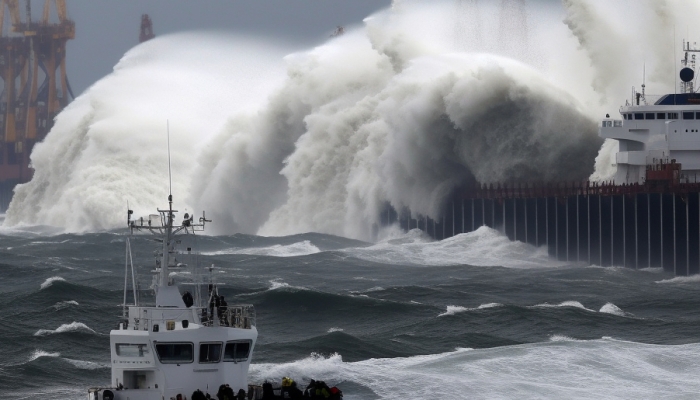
(0, 0), (74, 210)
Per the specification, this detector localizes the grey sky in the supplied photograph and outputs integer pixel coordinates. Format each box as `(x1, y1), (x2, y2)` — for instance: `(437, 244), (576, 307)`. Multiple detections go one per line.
(66, 1), (392, 95)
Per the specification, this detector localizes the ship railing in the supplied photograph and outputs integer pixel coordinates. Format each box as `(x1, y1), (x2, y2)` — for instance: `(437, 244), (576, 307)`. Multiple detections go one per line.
(199, 304), (256, 329)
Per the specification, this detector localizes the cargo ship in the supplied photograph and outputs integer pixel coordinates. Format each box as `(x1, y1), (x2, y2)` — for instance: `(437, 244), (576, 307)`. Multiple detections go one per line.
(386, 41), (700, 276)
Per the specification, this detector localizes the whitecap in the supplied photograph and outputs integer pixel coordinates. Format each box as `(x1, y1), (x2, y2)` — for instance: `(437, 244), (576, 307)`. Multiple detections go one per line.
(63, 358), (109, 370)
(40, 276), (65, 290)
(204, 241), (321, 257)
(599, 302), (630, 317)
(51, 300), (79, 310)
(28, 350), (60, 362)
(34, 322), (96, 336)
(328, 327), (344, 333)
(532, 301), (594, 312)
(656, 275), (700, 284)
(438, 303), (502, 317)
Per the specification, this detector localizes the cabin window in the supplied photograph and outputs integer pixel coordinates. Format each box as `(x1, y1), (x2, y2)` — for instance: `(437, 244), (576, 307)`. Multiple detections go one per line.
(223, 341), (252, 363)
(683, 111), (695, 120)
(634, 113), (644, 120)
(116, 343), (150, 357)
(657, 113), (666, 119)
(155, 343), (193, 364)
(645, 113), (655, 120)
(199, 342), (222, 363)
(668, 112), (679, 119)
(696, 112), (700, 119)
(623, 114), (630, 120)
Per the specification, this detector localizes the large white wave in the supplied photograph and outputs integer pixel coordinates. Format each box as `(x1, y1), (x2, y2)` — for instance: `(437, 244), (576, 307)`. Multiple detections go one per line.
(250, 339), (700, 399)
(6, 1), (700, 240)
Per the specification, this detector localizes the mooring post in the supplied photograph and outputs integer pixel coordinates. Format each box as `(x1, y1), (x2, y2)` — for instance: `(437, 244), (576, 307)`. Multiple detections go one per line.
(503, 199), (506, 237)
(442, 215), (445, 240)
(611, 195), (614, 266)
(546, 198), (549, 252)
(514, 198), (517, 241)
(556, 198), (559, 260)
(471, 199), (475, 232)
(686, 196), (689, 276)
(635, 195), (638, 269)
(525, 198), (528, 244)
(535, 198), (539, 247)
(661, 193), (664, 271)
(577, 195), (580, 263)
(492, 198), (495, 227)
(588, 195), (591, 263)
(673, 194), (676, 275)
(599, 194), (602, 266)
(452, 200), (455, 237)
(622, 195), (626, 268)
(648, 193), (651, 269)
(566, 197), (569, 262)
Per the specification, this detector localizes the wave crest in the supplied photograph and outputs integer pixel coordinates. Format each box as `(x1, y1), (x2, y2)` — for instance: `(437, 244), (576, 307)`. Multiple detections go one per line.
(34, 322), (96, 336)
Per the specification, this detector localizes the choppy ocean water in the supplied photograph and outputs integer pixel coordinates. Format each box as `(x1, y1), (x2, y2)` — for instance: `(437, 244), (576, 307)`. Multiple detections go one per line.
(1, 226), (700, 399)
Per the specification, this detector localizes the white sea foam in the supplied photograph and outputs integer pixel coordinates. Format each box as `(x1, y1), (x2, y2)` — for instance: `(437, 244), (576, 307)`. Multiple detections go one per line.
(51, 300), (79, 310)
(62, 358), (109, 370)
(656, 274), (700, 284)
(532, 300), (595, 312)
(40, 276), (65, 290)
(250, 339), (700, 399)
(342, 226), (557, 268)
(269, 280), (290, 290)
(599, 302), (631, 317)
(438, 302), (502, 317)
(327, 327), (344, 333)
(34, 322), (96, 336)
(205, 241), (321, 257)
(28, 350), (60, 362)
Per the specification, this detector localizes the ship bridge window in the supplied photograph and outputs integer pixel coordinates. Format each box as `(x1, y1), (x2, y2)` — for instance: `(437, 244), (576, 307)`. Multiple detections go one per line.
(155, 342), (193, 364)
(669, 112), (679, 119)
(657, 112), (666, 119)
(634, 113), (644, 120)
(199, 342), (222, 363)
(696, 112), (700, 119)
(683, 111), (695, 120)
(116, 343), (150, 357)
(223, 340), (252, 363)
(645, 113), (655, 120)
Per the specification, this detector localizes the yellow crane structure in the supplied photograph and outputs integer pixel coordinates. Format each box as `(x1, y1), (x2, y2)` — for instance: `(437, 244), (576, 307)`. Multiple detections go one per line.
(0, 0), (74, 209)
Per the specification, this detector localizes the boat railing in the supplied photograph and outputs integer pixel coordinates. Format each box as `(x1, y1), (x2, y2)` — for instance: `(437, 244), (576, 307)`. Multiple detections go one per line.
(202, 304), (256, 329)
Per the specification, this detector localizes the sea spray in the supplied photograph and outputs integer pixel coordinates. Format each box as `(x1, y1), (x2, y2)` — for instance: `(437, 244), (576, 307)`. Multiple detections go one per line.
(7, 1), (700, 238)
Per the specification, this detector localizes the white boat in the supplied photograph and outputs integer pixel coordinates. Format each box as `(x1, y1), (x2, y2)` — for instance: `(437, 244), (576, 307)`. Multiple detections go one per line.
(88, 194), (258, 400)
(600, 41), (700, 185)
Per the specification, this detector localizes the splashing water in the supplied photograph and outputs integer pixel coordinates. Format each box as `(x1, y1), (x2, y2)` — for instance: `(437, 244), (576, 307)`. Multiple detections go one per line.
(6, 1), (700, 240)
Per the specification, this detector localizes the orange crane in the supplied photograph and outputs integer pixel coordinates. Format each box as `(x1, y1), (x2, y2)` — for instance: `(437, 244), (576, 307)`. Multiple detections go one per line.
(0, 0), (74, 208)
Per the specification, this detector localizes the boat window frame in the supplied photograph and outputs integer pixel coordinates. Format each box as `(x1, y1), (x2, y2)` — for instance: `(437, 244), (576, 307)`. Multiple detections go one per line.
(683, 111), (695, 120)
(696, 112), (700, 120)
(668, 112), (679, 120)
(634, 113), (644, 120)
(198, 341), (223, 364)
(223, 340), (252, 363)
(154, 342), (194, 364)
(115, 343), (150, 358)
(645, 112), (655, 120)
(657, 112), (666, 120)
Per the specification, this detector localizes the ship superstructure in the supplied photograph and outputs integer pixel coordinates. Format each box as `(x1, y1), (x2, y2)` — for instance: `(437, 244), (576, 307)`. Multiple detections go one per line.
(89, 195), (258, 400)
(602, 41), (700, 185)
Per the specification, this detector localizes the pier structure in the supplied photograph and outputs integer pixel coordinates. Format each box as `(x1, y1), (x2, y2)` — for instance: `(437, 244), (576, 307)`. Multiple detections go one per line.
(382, 160), (700, 275)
